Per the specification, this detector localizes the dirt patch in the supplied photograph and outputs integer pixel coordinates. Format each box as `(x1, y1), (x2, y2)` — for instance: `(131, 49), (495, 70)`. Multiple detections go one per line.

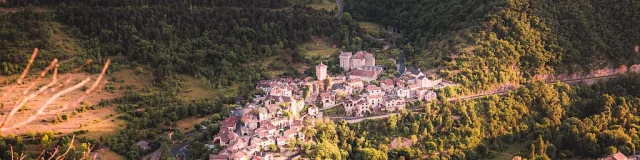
(390, 137), (413, 149)
(175, 114), (212, 133)
(80, 117), (126, 140)
(1, 69), (151, 136)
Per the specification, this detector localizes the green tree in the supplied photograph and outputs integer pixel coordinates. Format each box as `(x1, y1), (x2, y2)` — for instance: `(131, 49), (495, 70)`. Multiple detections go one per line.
(41, 135), (52, 148)
(356, 148), (387, 160)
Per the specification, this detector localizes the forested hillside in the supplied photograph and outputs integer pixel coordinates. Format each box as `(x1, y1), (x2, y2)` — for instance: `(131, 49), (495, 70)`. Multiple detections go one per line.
(0, 8), (92, 78)
(2, 0), (291, 8)
(3, 2), (363, 94)
(345, 0), (640, 94)
(56, 5), (353, 91)
(305, 73), (640, 159)
(1, 0), (365, 159)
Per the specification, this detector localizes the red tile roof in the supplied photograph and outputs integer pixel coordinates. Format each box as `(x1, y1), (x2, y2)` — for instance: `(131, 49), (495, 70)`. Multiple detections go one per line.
(220, 117), (240, 128)
(350, 70), (377, 79)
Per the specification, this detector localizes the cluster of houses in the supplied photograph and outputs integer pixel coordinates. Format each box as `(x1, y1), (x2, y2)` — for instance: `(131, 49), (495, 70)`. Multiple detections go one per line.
(210, 77), (321, 160)
(325, 51), (442, 117)
(208, 50), (443, 160)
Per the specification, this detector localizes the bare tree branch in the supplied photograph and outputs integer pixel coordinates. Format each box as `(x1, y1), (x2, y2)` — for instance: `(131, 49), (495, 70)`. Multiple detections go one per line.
(55, 135), (75, 160)
(69, 59), (111, 108)
(22, 58), (58, 94)
(18, 48), (39, 85)
(50, 59), (92, 93)
(1, 78), (91, 132)
(1, 48), (108, 160)
(1, 48), (39, 99)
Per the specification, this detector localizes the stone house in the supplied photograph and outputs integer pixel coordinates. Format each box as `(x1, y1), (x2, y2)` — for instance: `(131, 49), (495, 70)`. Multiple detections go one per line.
(380, 79), (395, 92)
(396, 87), (410, 98)
(350, 69), (379, 82)
(406, 68), (424, 78)
(220, 117), (240, 132)
(213, 130), (239, 146)
(253, 152), (274, 160)
(417, 76), (442, 88)
(346, 78), (364, 91)
(384, 97), (406, 112)
(408, 84), (422, 97)
(366, 85), (384, 96)
(258, 108), (270, 121)
(367, 95), (383, 108)
(356, 100), (370, 117)
(320, 92), (336, 108)
(344, 96), (366, 116)
(330, 75), (346, 84)
(333, 84), (353, 97)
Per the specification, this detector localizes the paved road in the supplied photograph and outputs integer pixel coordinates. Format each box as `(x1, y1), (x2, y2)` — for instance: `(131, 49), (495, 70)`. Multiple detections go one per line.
(335, 0), (344, 18)
(447, 74), (623, 102)
(328, 74), (627, 122)
(171, 141), (191, 160)
(142, 149), (160, 160)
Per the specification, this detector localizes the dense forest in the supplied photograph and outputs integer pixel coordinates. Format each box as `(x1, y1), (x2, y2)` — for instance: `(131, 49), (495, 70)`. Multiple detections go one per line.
(1, 0), (365, 159)
(303, 73), (640, 159)
(2, 0), (364, 93)
(345, 0), (640, 94)
(1, 0), (291, 8)
(55, 4), (361, 93)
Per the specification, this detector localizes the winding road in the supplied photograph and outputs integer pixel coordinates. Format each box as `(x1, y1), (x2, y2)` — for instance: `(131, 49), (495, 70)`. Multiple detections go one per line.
(328, 74), (628, 122)
(335, 0), (344, 18)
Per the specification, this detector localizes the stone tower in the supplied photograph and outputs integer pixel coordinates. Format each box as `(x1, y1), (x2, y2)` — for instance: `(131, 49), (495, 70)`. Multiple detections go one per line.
(316, 62), (328, 81)
(339, 52), (352, 71)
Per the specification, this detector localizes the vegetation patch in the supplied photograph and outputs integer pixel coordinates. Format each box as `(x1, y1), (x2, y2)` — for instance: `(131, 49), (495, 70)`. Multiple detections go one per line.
(358, 22), (384, 37)
(308, 0), (337, 11)
(322, 105), (345, 116)
(299, 37), (339, 58)
(175, 114), (213, 133)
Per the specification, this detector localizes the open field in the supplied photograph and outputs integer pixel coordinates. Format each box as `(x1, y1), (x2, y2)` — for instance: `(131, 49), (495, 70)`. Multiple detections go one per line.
(358, 21), (384, 37)
(175, 114), (213, 133)
(179, 75), (238, 100)
(491, 140), (529, 160)
(299, 36), (338, 58)
(99, 148), (127, 160)
(80, 117), (126, 140)
(309, 0), (337, 11)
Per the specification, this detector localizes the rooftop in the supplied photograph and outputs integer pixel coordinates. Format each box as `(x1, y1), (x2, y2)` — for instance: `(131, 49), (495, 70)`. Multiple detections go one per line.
(350, 70), (377, 78)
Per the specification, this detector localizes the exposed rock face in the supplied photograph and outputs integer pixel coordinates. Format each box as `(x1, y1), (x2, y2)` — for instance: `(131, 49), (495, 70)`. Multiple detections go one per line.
(536, 64), (640, 82)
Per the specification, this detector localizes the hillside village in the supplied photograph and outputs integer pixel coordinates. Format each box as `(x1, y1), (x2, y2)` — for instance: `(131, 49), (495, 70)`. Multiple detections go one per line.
(208, 50), (448, 160)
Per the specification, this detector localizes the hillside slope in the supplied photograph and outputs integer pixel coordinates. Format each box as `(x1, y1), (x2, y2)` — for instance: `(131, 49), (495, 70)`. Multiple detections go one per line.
(345, 0), (640, 94)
